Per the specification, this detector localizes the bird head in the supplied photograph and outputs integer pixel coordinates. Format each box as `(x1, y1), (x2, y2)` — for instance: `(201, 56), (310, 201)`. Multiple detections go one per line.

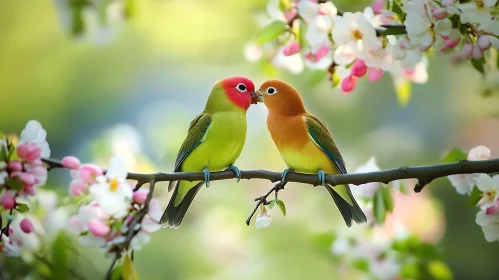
(255, 80), (306, 115)
(205, 76), (256, 113)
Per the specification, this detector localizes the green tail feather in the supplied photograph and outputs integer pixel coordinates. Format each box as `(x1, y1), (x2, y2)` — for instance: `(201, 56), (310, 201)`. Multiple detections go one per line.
(160, 182), (203, 229)
(325, 184), (367, 227)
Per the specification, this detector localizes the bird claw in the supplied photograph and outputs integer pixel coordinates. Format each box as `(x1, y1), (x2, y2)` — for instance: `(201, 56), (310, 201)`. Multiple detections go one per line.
(203, 167), (210, 188)
(281, 168), (293, 182)
(317, 170), (325, 186)
(227, 165), (241, 182)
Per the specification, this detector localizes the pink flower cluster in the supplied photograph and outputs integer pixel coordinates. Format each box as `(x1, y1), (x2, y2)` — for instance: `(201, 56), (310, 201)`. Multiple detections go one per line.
(63, 156), (162, 252)
(1, 120), (50, 255)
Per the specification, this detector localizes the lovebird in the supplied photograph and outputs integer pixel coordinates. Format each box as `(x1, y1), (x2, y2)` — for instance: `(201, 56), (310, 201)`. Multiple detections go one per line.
(255, 80), (367, 227)
(160, 76), (257, 228)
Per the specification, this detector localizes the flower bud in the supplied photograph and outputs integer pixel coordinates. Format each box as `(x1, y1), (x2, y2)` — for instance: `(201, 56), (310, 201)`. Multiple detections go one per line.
(432, 8), (448, 20)
(20, 218), (34, 233)
(341, 75), (356, 94)
(62, 156), (81, 170)
(478, 35), (492, 51)
(255, 207), (272, 229)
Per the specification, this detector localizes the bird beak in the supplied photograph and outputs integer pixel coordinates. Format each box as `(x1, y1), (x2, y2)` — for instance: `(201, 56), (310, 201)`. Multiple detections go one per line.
(255, 89), (264, 103)
(250, 90), (264, 104)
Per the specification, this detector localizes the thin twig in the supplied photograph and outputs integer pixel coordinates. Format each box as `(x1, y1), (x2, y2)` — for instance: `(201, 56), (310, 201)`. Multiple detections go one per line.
(42, 158), (499, 192)
(104, 179), (156, 280)
(246, 182), (287, 225)
(104, 256), (118, 280)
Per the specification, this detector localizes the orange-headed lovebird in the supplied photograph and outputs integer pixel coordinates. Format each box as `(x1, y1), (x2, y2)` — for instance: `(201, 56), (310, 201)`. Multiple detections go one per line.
(161, 76), (257, 228)
(255, 80), (366, 227)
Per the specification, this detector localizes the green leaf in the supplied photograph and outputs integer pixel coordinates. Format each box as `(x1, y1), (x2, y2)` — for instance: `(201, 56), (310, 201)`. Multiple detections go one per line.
(442, 147), (467, 163)
(6, 177), (23, 191)
(471, 56), (486, 74)
(373, 188), (386, 224)
(254, 21), (286, 45)
(382, 186), (394, 213)
(417, 243), (440, 259)
(427, 260), (453, 280)
(112, 220), (124, 232)
(123, 254), (140, 280)
(391, 0), (405, 21)
(110, 263), (124, 280)
(8, 144), (16, 159)
(276, 199), (286, 216)
(401, 263), (420, 279)
(268, 200), (276, 209)
(298, 20), (306, 46)
(0, 144), (8, 161)
(50, 232), (71, 279)
(352, 259), (369, 272)
(16, 203), (30, 213)
(393, 78), (411, 106)
(468, 186), (482, 207)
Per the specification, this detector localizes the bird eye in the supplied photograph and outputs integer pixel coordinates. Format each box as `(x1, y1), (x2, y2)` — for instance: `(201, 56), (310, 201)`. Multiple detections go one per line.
(266, 87), (277, 95)
(236, 83), (247, 92)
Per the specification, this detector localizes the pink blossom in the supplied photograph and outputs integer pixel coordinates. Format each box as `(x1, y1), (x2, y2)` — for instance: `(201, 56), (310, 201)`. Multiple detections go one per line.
(305, 46), (329, 63)
(472, 45), (483, 59)
(20, 218), (34, 234)
(283, 41), (301, 56)
(23, 184), (35, 196)
(8, 161), (22, 172)
(0, 193), (16, 210)
(284, 8), (297, 22)
(445, 38), (460, 49)
(133, 189), (149, 205)
(368, 68), (384, 82)
(88, 219), (110, 237)
(62, 156), (81, 170)
(431, 8), (448, 20)
(341, 76), (356, 94)
(69, 180), (86, 196)
(371, 0), (384, 15)
(16, 143), (41, 162)
(18, 172), (36, 185)
(478, 36), (492, 51)
(486, 200), (499, 215)
(79, 164), (103, 184)
(351, 59), (367, 77)
(461, 43), (473, 58)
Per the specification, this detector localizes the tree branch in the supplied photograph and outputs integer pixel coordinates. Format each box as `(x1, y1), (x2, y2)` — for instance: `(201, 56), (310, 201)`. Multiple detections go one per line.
(43, 158), (499, 192)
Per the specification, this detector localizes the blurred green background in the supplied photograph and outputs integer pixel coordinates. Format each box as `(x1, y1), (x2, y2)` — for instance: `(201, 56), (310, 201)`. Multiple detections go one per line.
(2, 0), (499, 279)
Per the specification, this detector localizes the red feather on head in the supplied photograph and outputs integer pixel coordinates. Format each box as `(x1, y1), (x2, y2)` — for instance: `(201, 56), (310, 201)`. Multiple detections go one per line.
(221, 76), (255, 110)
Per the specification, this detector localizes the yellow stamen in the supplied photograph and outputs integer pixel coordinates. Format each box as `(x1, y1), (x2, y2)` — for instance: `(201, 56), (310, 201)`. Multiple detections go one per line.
(352, 30), (363, 40)
(476, 0), (484, 8)
(110, 178), (119, 191)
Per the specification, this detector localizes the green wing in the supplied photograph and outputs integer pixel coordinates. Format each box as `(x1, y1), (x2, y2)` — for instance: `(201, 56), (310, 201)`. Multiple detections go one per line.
(168, 113), (212, 191)
(304, 115), (348, 174)
(304, 114), (367, 226)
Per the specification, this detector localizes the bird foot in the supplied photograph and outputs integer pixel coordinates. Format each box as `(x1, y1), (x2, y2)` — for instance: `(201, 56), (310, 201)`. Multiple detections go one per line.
(203, 167), (210, 188)
(226, 165), (241, 182)
(317, 170), (326, 186)
(281, 168), (293, 182)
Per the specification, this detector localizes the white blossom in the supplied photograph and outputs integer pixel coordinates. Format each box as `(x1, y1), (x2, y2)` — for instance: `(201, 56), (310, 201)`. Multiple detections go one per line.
(476, 209), (499, 242)
(18, 120), (50, 158)
(476, 174), (499, 209)
(89, 156), (133, 219)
